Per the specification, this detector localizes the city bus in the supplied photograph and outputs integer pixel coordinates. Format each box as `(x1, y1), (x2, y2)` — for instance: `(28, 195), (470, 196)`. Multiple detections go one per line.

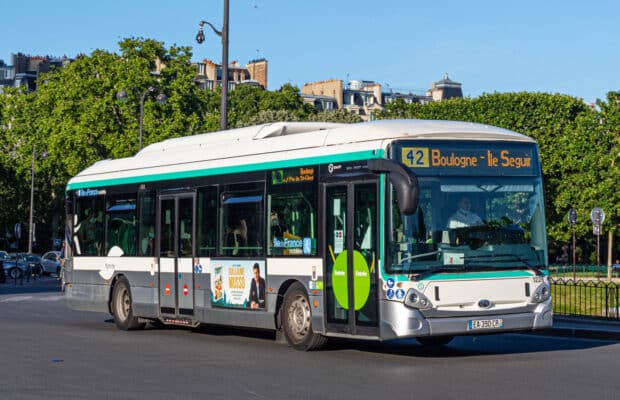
(64, 119), (552, 350)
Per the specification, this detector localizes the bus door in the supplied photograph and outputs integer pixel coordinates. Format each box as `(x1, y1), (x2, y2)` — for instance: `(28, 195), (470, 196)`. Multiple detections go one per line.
(158, 193), (196, 317)
(323, 180), (379, 336)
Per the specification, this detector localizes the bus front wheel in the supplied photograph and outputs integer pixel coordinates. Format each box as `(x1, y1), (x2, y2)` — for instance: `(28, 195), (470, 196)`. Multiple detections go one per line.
(282, 282), (326, 351)
(111, 276), (145, 331)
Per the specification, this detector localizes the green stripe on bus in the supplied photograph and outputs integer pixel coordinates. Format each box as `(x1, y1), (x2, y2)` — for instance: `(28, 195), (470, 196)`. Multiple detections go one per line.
(423, 270), (535, 281)
(67, 149), (385, 190)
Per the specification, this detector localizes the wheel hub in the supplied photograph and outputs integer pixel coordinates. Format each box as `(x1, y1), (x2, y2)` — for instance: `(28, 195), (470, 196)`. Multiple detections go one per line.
(118, 288), (130, 319)
(289, 296), (310, 337)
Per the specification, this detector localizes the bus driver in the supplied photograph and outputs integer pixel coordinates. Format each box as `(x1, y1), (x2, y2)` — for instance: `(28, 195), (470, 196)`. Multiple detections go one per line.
(448, 196), (483, 228)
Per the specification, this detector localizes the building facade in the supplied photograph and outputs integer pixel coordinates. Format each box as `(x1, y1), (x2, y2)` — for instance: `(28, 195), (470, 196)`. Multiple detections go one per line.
(426, 73), (463, 101)
(0, 53), (72, 91)
(301, 75), (459, 121)
(193, 58), (268, 91)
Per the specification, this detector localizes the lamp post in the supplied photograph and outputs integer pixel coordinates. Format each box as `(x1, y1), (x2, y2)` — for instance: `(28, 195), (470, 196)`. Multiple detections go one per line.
(196, 0), (230, 131)
(28, 146), (48, 254)
(117, 87), (167, 151)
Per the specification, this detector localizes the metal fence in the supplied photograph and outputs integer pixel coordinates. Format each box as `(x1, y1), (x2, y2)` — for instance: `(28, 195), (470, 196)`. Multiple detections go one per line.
(551, 278), (619, 320)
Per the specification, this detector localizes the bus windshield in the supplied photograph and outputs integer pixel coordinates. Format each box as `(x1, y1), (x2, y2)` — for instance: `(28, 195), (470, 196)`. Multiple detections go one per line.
(388, 175), (547, 276)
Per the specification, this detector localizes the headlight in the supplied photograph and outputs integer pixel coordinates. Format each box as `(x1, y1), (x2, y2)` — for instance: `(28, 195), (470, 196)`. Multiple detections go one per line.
(532, 283), (551, 303)
(404, 289), (433, 310)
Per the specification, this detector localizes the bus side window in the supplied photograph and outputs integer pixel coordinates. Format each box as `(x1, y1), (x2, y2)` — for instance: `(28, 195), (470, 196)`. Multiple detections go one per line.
(138, 191), (156, 257)
(106, 195), (137, 256)
(218, 183), (264, 257)
(267, 188), (317, 257)
(197, 186), (218, 257)
(74, 194), (105, 256)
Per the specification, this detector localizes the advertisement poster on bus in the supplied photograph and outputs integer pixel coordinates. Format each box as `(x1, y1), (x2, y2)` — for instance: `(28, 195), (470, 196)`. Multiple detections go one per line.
(210, 260), (266, 310)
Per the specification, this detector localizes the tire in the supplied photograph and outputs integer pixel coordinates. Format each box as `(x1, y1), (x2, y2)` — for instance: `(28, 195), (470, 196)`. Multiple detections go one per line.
(8, 267), (22, 280)
(281, 282), (327, 351)
(111, 276), (145, 331)
(416, 335), (454, 347)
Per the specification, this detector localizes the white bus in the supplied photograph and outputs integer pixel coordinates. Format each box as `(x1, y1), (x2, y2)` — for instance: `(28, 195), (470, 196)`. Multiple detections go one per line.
(64, 119), (552, 350)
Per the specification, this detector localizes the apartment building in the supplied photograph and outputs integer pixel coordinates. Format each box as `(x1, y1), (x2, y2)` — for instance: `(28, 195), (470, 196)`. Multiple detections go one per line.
(302, 74), (460, 121)
(193, 58), (268, 91)
(426, 73), (463, 101)
(0, 53), (72, 91)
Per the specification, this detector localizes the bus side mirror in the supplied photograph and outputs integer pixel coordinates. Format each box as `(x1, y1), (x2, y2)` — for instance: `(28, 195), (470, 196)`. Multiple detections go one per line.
(367, 159), (419, 215)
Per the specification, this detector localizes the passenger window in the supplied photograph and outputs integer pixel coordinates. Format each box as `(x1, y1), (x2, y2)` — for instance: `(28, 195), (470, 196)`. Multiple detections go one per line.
(219, 182), (264, 257)
(197, 186), (218, 257)
(74, 193), (105, 256)
(267, 167), (317, 256)
(106, 195), (137, 256)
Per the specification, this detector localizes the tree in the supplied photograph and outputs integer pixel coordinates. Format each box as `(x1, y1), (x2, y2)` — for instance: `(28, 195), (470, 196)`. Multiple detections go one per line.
(228, 83), (315, 127)
(0, 38), (214, 245)
(307, 108), (363, 123)
(554, 92), (620, 263)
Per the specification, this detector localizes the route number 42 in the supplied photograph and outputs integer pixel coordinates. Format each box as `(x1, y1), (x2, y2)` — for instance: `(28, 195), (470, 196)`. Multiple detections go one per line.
(401, 147), (429, 168)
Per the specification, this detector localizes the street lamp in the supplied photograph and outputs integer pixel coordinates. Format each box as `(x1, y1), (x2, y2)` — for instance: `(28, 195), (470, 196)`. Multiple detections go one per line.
(196, 0), (230, 131)
(117, 87), (168, 151)
(28, 146), (48, 254)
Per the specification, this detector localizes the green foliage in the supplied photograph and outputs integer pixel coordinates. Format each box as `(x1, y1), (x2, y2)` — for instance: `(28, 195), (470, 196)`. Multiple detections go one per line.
(240, 109), (300, 127)
(228, 83), (314, 127)
(308, 109), (363, 123)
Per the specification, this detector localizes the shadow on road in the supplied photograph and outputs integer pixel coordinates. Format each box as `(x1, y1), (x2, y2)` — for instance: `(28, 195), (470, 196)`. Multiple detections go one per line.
(326, 333), (618, 358)
(0, 276), (62, 295)
(141, 322), (619, 358)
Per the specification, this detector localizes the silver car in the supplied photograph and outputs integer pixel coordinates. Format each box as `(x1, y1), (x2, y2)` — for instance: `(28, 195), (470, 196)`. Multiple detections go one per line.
(41, 251), (62, 276)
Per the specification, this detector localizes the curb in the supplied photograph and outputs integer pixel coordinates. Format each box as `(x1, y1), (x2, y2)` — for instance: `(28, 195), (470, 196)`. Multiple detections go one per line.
(528, 316), (620, 340)
(532, 327), (620, 341)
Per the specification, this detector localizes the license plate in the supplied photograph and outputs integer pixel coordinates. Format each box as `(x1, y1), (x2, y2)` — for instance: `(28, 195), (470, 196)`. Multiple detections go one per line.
(467, 318), (504, 330)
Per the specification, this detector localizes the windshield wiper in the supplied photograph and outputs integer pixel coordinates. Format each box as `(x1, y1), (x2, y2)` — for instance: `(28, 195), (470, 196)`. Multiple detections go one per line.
(414, 263), (475, 279)
(462, 253), (542, 275)
(399, 251), (439, 263)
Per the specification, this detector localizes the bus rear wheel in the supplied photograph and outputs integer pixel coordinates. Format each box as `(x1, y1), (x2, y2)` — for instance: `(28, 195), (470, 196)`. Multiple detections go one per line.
(111, 276), (145, 331)
(416, 335), (454, 347)
(282, 282), (326, 351)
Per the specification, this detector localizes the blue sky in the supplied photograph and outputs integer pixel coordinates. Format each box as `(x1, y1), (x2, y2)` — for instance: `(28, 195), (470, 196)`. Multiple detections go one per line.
(1, 0), (618, 104)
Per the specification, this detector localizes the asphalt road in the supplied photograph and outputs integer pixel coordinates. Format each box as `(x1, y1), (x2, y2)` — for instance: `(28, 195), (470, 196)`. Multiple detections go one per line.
(1, 278), (619, 400)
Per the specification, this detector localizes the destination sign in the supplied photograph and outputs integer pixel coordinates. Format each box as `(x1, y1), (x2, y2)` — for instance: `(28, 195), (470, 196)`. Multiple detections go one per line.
(272, 167), (315, 185)
(392, 141), (539, 176)
(76, 189), (106, 197)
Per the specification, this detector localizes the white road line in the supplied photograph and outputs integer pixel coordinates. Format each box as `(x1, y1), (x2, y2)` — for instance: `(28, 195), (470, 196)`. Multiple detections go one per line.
(0, 294), (64, 303)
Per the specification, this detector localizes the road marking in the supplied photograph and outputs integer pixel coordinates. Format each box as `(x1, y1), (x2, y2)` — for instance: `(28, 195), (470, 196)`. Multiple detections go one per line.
(0, 294), (64, 303)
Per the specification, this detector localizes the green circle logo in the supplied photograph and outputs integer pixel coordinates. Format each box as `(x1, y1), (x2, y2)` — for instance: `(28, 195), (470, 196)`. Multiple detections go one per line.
(331, 250), (371, 311)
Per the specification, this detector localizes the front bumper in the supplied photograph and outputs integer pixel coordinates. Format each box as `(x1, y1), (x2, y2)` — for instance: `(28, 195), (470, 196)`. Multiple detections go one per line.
(379, 298), (553, 340)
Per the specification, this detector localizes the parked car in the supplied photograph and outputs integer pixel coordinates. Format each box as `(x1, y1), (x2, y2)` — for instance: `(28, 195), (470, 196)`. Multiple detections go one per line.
(41, 251), (62, 276)
(0, 250), (8, 260)
(3, 253), (43, 280)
